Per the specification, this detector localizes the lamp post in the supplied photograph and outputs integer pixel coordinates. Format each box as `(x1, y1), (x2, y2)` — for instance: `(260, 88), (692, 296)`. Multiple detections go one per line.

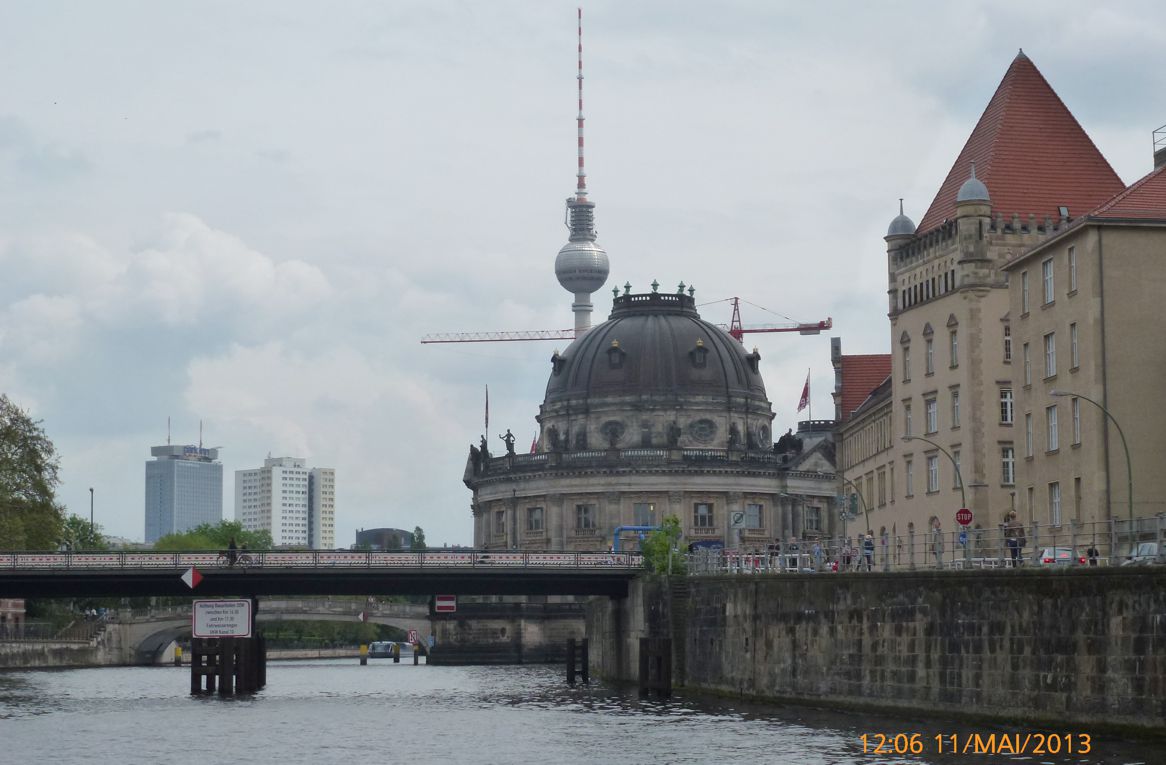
(1050, 389), (1134, 555)
(837, 475), (870, 533)
(902, 434), (967, 565)
(89, 487), (94, 528)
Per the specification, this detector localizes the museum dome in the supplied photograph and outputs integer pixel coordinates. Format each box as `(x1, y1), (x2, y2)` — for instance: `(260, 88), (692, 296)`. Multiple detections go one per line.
(539, 290), (774, 451)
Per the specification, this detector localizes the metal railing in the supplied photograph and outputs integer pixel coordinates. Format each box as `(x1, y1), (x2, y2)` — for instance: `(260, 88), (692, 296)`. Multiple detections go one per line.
(688, 516), (1166, 575)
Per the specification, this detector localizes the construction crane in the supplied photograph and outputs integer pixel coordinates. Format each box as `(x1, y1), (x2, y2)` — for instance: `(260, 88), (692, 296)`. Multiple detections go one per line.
(420, 297), (830, 344)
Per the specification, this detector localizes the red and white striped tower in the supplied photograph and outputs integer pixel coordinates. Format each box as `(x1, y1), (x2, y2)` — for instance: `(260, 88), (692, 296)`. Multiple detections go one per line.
(555, 7), (609, 336)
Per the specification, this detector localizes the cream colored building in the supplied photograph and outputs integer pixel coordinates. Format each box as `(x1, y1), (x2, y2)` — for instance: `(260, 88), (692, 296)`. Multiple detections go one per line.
(1001, 160), (1166, 545)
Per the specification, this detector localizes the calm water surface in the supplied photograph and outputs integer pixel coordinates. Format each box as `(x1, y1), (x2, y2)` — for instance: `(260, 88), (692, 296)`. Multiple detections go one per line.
(0, 660), (1155, 765)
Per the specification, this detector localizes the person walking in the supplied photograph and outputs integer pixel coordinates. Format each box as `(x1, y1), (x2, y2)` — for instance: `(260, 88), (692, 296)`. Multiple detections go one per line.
(1004, 512), (1023, 567)
(931, 518), (945, 569)
(862, 532), (875, 571)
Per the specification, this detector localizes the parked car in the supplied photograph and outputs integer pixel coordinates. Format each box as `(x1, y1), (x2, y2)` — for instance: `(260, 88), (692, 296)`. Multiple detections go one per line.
(1037, 547), (1086, 566)
(1121, 541), (1163, 566)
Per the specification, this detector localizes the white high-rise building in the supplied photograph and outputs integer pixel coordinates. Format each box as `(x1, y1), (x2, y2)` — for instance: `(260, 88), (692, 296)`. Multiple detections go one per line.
(236, 457), (335, 549)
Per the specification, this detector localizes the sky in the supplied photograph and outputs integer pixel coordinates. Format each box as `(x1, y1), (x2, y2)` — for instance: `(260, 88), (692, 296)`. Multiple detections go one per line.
(1, 0), (1164, 547)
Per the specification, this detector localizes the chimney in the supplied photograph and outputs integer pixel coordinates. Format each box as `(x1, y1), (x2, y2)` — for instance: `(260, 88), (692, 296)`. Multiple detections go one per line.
(1154, 124), (1166, 169)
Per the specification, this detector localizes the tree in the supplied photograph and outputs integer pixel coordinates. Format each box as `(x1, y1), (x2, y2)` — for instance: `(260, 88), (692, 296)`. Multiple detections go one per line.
(61, 514), (109, 551)
(153, 520), (273, 551)
(0, 394), (65, 550)
(410, 526), (427, 551)
(385, 534), (402, 551)
(641, 515), (686, 574)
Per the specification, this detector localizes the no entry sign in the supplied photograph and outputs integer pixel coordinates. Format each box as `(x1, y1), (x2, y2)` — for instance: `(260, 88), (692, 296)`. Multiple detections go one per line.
(435, 594), (456, 613)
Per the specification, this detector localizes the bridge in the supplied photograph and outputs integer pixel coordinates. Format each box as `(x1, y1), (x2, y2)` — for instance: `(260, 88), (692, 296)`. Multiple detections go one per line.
(0, 550), (642, 599)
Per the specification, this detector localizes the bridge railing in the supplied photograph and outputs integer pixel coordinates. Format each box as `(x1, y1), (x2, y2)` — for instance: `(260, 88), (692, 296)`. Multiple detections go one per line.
(0, 549), (644, 571)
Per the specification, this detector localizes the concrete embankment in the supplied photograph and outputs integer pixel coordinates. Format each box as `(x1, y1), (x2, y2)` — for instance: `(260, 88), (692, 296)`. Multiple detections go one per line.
(587, 569), (1166, 733)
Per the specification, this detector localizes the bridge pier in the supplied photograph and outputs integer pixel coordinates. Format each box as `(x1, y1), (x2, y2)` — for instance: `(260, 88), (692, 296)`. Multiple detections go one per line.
(190, 636), (266, 696)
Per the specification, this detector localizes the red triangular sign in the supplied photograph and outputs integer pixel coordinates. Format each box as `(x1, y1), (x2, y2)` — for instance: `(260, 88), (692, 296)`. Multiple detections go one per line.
(181, 566), (203, 589)
(357, 611), (368, 623)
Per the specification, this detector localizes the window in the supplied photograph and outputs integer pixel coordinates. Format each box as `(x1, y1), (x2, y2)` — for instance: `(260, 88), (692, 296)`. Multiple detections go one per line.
(1049, 482), (1062, 527)
(494, 510), (505, 535)
(1042, 257), (1054, 304)
(693, 502), (714, 528)
(1025, 414), (1033, 458)
(526, 506), (544, 532)
(949, 330), (958, 367)
(997, 388), (1013, 424)
(745, 503), (763, 529)
(1003, 325), (1012, 362)
(924, 338), (934, 375)
(877, 470), (887, 506)
(633, 502), (655, 527)
(576, 504), (596, 529)
(1044, 332), (1056, 377)
(903, 346), (911, 381)
(951, 390), (961, 428)
(1068, 245), (1077, 292)
(904, 403), (913, 436)
(1046, 405), (1059, 451)
(1023, 343), (1032, 385)
(1021, 271), (1030, 313)
(1072, 397), (1081, 445)
(905, 459), (914, 497)
(804, 506), (821, 532)
(1002, 446), (1016, 485)
(1070, 323), (1079, 368)
(925, 398), (938, 433)
(926, 455), (939, 493)
(952, 449), (962, 489)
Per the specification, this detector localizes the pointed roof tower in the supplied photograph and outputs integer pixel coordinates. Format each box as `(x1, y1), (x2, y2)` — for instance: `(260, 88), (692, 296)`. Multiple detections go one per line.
(915, 50), (1125, 233)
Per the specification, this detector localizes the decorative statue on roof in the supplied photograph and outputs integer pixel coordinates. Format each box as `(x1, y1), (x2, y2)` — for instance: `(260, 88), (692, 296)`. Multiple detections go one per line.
(775, 428), (803, 454)
(499, 429), (516, 456)
(547, 424), (561, 451)
(728, 423), (741, 450)
(479, 435), (490, 460)
(666, 421), (682, 447)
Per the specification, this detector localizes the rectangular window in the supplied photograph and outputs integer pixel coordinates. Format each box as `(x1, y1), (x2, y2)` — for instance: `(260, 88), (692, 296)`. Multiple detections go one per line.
(1025, 413), (1033, 458)
(633, 502), (655, 527)
(1072, 397), (1081, 445)
(1003, 325), (1012, 362)
(877, 470), (887, 507)
(925, 339), (934, 375)
(1044, 332), (1056, 377)
(576, 504), (596, 529)
(926, 455), (939, 493)
(1049, 482), (1062, 527)
(925, 398), (938, 434)
(1042, 257), (1054, 304)
(903, 347), (911, 381)
(951, 390), (961, 428)
(526, 506), (544, 532)
(1023, 343), (1032, 385)
(1027, 486), (1035, 516)
(905, 459), (914, 497)
(1068, 245), (1077, 292)
(904, 402), (912, 436)
(494, 511), (505, 535)
(1021, 271), (1030, 313)
(1070, 323), (1079, 368)
(950, 330), (958, 367)
(952, 449), (962, 489)
(1002, 446), (1016, 485)
(1046, 405), (1059, 451)
(693, 502), (714, 528)
(745, 503), (763, 529)
(804, 506), (821, 532)
(1000, 388), (1014, 424)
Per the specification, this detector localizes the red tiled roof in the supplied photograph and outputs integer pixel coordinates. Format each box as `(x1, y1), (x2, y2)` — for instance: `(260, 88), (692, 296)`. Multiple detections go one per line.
(1090, 162), (1166, 221)
(839, 354), (891, 422)
(916, 52), (1125, 234)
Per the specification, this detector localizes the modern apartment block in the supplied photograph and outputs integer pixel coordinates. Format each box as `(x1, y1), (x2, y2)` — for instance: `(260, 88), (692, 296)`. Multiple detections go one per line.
(235, 457), (335, 549)
(144, 445), (224, 544)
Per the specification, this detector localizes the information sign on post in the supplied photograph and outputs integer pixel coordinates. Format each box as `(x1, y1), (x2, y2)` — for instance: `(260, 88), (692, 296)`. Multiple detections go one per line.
(955, 508), (973, 527)
(193, 599), (252, 638)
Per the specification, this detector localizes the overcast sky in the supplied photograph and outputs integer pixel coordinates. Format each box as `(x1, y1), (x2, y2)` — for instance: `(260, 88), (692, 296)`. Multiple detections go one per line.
(1, 1), (1163, 547)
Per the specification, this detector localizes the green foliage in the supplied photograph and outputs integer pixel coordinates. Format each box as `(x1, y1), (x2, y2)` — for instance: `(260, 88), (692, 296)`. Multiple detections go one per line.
(260, 620), (404, 648)
(0, 394), (65, 550)
(61, 514), (110, 551)
(152, 520), (273, 551)
(385, 534), (402, 551)
(410, 526), (427, 551)
(641, 515), (686, 574)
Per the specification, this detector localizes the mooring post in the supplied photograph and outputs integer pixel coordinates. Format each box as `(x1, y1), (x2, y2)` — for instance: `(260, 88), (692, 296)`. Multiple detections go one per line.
(256, 635), (267, 690)
(218, 637), (235, 696)
(413, 645), (419, 665)
(580, 638), (590, 684)
(359, 644), (368, 666)
(174, 644), (183, 667)
(393, 642), (400, 664)
(567, 637), (577, 684)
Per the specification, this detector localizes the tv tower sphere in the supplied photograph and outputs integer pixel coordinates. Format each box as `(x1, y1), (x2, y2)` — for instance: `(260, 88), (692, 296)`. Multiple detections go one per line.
(555, 235), (609, 295)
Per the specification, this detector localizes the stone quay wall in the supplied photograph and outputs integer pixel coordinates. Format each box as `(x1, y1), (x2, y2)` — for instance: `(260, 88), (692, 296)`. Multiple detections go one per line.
(585, 569), (1166, 732)
(428, 601), (584, 665)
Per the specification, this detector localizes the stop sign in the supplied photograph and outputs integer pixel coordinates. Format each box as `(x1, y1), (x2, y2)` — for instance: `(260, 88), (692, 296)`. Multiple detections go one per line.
(955, 508), (973, 526)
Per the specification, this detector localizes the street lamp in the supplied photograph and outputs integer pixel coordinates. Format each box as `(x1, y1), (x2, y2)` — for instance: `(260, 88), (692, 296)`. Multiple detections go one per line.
(1050, 389), (1134, 555)
(89, 487), (94, 528)
(837, 474), (870, 533)
(901, 434), (966, 509)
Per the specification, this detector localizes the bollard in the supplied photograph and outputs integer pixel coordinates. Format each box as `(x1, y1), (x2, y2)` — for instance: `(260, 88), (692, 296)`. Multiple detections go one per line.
(359, 644), (368, 666)
(174, 644), (183, 667)
(392, 642), (400, 664)
(413, 644), (419, 665)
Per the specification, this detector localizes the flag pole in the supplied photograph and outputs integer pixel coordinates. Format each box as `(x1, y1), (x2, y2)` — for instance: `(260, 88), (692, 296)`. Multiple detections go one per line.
(807, 368), (811, 423)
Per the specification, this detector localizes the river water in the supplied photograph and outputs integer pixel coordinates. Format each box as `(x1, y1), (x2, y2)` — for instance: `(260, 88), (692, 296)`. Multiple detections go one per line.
(0, 659), (1155, 765)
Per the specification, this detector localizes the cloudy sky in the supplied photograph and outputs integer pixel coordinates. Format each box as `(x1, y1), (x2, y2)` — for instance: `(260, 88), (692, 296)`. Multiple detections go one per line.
(1, 1), (1163, 547)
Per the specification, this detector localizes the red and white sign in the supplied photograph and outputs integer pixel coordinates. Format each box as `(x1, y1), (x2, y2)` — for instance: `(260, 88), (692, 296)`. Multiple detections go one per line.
(193, 599), (252, 638)
(955, 508), (974, 527)
(407, 629), (420, 644)
(435, 594), (456, 613)
(181, 566), (203, 589)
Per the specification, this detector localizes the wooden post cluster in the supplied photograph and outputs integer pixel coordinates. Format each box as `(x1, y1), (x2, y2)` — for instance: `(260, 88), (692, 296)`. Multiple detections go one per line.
(190, 636), (266, 696)
(566, 637), (590, 685)
(638, 637), (671, 697)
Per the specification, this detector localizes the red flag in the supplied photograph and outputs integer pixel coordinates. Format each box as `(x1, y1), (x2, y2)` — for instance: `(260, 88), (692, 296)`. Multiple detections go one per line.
(796, 370), (810, 413)
(530, 437), (538, 454)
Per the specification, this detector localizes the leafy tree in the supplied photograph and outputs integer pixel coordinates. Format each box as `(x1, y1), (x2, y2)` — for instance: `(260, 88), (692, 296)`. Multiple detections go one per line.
(153, 520), (273, 551)
(385, 534), (402, 551)
(641, 515), (686, 574)
(61, 514), (109, 551)
(0, 394), (65, 550)
(410, 526), (427, 551)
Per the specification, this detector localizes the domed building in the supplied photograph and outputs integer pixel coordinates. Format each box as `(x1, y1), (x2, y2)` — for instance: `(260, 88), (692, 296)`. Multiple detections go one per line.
(463, 287), (838, 552)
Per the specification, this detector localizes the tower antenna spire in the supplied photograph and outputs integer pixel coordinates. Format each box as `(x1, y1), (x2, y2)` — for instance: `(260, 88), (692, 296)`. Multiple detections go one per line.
(576, 6), (587, 200)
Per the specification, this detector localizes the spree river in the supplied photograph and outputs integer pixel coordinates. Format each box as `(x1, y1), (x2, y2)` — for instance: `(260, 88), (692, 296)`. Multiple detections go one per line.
(0, 659), (1154, 765)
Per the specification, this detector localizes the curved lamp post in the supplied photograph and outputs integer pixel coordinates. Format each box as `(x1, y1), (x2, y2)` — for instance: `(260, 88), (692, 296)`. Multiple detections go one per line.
(837, 474), (870, 533)
(902, 434), (967, 565)
(1050, 389), (1134, 555)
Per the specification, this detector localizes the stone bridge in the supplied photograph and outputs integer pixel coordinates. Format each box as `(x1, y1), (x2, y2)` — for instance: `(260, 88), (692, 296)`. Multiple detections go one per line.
(117, 598), (431, 664)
